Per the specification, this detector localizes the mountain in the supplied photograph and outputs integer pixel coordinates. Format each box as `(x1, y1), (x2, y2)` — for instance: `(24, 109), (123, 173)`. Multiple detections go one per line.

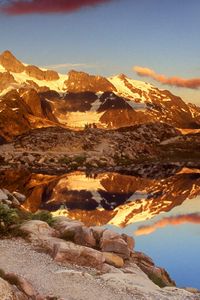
(0, 50), (200, 141)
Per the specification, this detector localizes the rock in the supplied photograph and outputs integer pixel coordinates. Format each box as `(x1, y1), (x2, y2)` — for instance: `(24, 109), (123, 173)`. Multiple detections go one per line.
(0, 72), (16, 91)
(100, 265), (198, 299)
(38, 157), (46, 164)
(12, 191), (26, 203)
(131, 251), (155, 266)
(65, 70), (116, 93)
(5, 273), (36, 297)
(20, 220), (57, 238)
(2, 189), (22, 207)
(54, 239), (105, 269)
(103, 252), (124, 268)
(130, 252), (175, 287)
(11, 285), (29, 299)
(55, 220), (96, 248)
(35, 235), (105, 269)
(0, 277), (14, 300)
(0, 50), (25, 73)
(20, 89), (44, 118)
(100, 263), (124, 274)
(91, 226), (105, 244)
(185, 287), (200, 294)
(25, 65), (59, 81)
(0, 271), (47, 300)
(121, 233), (135, 250)
(100, 229), (130, 259)
(0, 189), (8, 201)
(78, 226), (96, 247)
(100, 265), (158, 293)
(11, 197), (21, 208)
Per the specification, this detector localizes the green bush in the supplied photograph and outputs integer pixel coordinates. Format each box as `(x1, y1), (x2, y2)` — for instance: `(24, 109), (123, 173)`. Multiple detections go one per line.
(0, 204), (20, 235)
(0, 203), (55, 236)
(31, 210), (55, 226)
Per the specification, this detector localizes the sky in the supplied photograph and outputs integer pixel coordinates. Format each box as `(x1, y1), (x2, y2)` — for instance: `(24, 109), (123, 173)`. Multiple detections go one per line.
(0, 0), (199, 104)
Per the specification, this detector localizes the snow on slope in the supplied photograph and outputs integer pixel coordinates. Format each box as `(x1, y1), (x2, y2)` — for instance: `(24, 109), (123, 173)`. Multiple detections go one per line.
(11, 71), (67, 93)
(109, 75), (153, 101)
(0, 61), (68, 94)
(109, 74), (173, 105)
(57, 111), (105, 129)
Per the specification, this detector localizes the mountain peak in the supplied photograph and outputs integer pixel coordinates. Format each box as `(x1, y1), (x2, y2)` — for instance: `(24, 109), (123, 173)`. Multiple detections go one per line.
(0, 50), (25, 73)
(1, 50), (15, 58)
(66, 69), (116, 93)
(117, 73), (128, 80)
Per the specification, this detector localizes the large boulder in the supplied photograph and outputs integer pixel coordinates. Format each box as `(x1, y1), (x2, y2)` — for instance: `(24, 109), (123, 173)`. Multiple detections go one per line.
(121, 233), (135, 250)
(53, 239), (105, 269)
(103, 252), (124, 268)
(33, 235), (105, 269)
(100, 229), (131, 259)
(20, 220), (57, 238)
(55, 219), (96, 248)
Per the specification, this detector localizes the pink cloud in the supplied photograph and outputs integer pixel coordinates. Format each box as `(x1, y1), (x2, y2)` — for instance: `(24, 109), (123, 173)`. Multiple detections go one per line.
(134, 213), (200, 236)
(0, 0), (113, 15)
(134, 66), (200, 89)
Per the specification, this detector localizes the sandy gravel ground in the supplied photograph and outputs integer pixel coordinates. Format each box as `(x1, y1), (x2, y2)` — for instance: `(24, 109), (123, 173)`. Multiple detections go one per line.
(0, 238), (133, 300)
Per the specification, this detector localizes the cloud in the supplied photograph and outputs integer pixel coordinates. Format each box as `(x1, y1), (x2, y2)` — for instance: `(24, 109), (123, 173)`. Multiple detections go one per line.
(0, 0), (113, 15)
(133, 66), (200, 89)
(134, 213), (200, 236)
(43, 63), (96, 70)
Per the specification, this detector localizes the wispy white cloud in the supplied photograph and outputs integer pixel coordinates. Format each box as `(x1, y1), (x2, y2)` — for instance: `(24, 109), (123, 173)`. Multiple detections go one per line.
(43, 63), (98, 70)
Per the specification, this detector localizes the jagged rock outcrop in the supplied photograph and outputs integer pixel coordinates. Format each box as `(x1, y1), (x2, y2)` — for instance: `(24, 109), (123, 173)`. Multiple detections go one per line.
(0, 89), (59, 140)
(25, 65), (59, 81)
(65, 70), (116, 93)
(19, 89), (44, 117)
(0, 71), (16, 92)
(0, 50), (25, 73)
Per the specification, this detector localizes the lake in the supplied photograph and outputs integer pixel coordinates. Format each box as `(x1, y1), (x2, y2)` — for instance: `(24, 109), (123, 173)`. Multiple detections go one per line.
(0, 165), (200, 289)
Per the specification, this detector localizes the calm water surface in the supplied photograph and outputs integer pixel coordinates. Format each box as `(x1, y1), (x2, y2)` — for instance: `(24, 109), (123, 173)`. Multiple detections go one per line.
(1, 166), (200, 288)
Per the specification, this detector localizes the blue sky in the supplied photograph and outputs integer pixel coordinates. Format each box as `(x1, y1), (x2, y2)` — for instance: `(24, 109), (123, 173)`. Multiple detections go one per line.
(0, 0), (199, 103)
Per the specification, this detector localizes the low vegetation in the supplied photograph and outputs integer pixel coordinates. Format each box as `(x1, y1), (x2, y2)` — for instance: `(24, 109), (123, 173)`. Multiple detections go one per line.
(0, 203), (54, 237)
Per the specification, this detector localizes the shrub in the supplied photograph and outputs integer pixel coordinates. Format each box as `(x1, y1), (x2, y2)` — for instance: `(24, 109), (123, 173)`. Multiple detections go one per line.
(0, 204), (20, 235)
(31, 210), (55, 226)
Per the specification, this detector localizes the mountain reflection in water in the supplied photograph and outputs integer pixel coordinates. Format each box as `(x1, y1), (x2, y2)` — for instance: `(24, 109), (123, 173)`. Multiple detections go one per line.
(0, 166), (200, 229)
(1, 166), (200, 288)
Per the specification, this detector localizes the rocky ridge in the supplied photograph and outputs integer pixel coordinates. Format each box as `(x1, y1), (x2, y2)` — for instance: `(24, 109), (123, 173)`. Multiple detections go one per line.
(1, 124), (200, 175)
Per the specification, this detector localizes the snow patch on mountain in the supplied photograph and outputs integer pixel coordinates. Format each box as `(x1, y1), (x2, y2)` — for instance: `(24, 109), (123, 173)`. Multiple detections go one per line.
(11, 70), (67, 92)
(57, 111), (105, 129)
